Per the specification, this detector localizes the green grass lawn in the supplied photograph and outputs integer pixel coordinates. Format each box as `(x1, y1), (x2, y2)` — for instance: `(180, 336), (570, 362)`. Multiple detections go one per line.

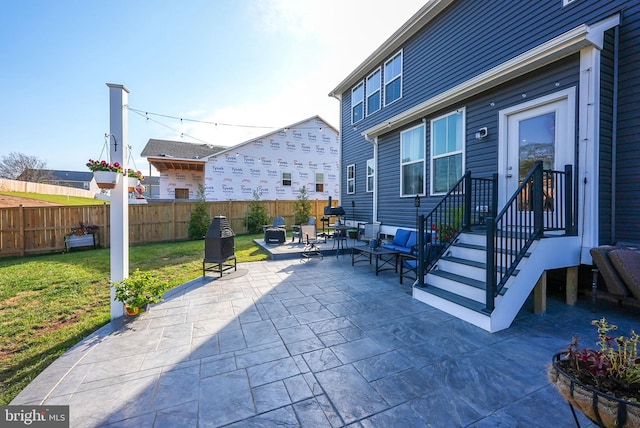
(0, 191), (103, 206)
(0, 234), (268, 405)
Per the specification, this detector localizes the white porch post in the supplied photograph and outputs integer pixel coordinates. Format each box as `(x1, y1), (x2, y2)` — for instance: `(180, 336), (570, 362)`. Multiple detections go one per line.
(578, 47), (600, 264)
(107, 83), (130, 320)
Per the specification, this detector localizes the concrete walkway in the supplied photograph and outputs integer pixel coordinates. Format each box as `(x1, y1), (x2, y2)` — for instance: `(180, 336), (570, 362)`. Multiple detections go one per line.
(12, 255), (637, 427)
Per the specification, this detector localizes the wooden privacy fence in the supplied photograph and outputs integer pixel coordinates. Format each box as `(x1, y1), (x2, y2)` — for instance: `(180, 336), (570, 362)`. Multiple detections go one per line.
(0, 199), (335, 257)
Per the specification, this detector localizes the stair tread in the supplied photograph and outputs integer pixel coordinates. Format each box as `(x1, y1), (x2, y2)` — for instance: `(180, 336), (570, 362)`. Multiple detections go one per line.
(452, 241), (531, 257)
(441, 256), (484, 269)
(429, 270), (485, 289)
(439, 256), (519, 276)
(428, 269), (508, 295)
(415, 285), (488, 314)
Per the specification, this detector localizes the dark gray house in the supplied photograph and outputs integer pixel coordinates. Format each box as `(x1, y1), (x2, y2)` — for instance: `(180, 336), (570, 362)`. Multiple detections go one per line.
(330, 0), (639, 331)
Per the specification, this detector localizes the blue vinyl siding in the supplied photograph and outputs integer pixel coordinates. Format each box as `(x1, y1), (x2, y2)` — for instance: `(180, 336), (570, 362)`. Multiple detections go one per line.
(614, 2), (640, 242)
(337, 0), (640, 238)
(375, 56), (580, 228)
(599, 29), (615, 245)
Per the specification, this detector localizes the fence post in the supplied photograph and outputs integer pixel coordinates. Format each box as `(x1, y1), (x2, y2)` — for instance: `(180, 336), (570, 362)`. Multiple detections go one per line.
(102, 202), (108, 248)
(19, 204), (25, 257)
(172, 201), (176, 241)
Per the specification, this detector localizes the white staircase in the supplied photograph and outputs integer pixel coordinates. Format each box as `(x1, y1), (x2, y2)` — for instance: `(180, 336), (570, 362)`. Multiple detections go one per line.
(412, 229), (581, 332)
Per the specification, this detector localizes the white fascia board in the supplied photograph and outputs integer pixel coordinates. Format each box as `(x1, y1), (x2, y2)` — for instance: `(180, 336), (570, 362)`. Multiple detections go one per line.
(362, 16), (619, 139)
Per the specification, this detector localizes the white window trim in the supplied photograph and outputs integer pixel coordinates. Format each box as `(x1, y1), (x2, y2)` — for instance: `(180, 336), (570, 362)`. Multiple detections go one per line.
(400, 123), (426, 197)
(430, 108), (466, 196)
(366, 67), (381, 116)
(383, 50), (403, 107)
(351, 81), (364, 124)
(347, 164), (356, 195)
(366, 158), (375, 193)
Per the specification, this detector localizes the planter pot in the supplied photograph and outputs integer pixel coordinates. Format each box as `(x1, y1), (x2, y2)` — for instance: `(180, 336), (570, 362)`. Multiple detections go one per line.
(549, 352), (640, 427)
(124, 305), (140, 316)
(93, 171), (120, 189)
(127, 177), (138, 192)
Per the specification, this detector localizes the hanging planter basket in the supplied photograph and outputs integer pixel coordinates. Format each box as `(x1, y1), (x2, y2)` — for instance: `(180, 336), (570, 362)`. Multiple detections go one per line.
(94, 171), (120, 189)
(549, 352), (640, 427)
(127, 177), (138, 192)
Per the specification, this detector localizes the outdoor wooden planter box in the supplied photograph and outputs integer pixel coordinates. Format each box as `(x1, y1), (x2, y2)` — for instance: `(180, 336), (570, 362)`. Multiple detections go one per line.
(64, 233), (97, 252)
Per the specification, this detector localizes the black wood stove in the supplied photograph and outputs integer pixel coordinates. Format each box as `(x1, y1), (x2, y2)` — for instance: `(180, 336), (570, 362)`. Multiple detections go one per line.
(203, 215), (237, 277)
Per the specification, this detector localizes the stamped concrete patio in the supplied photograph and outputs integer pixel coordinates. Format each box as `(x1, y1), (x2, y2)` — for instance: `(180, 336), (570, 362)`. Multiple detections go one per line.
(12, 254), (637, 427)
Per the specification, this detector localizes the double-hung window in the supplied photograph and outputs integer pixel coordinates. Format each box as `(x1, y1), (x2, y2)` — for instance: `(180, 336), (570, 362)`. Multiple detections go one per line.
(366, 159), (374, 193)
(366, 68), (381, 115)
(351, 82), (364, 124)
(431, 109), (465, 194)
(315, 172), (324, 193)
(400, 124), (425, 197)
(347, 164), (355, 194)
(282, 172), (292, 186)
(384, 51), (402, 106)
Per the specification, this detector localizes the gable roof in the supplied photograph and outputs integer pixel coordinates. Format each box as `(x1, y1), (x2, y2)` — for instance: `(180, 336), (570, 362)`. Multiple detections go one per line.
(328, 0), (454, 99)
(204, 115), (338, 159)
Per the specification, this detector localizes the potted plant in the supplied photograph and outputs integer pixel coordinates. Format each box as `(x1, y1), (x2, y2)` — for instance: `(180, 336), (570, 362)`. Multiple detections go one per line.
(347, 228), (358, 239)
(548, 317), (640, 427)
(113, 269), (167, 315)
(87, 159), (123, 189)
(126, 169), (144, 192)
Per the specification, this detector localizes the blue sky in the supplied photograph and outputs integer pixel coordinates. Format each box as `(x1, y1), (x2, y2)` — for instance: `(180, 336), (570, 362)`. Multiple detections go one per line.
(0, 0), (425, 173)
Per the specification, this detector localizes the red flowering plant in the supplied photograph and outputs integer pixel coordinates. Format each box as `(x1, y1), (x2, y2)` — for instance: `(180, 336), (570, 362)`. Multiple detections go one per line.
(126, 169), (144, 180)
(86, 159), (123, 173)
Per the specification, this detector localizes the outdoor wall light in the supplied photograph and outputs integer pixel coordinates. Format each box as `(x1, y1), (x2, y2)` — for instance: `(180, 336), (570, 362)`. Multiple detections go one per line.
(414, 194), (420, 208)
(475, 127), (488, 140)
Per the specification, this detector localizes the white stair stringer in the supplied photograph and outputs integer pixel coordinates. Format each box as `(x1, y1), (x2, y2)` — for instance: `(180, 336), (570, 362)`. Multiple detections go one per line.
(413, 234), (581, 333)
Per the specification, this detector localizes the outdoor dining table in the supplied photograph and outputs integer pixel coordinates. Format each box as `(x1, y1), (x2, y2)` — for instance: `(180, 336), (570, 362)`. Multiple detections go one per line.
(351, 245), (399, 275)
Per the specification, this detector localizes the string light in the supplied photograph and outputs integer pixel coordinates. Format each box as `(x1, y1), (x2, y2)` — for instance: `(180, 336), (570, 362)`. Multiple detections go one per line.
(127, 106), (331, 131)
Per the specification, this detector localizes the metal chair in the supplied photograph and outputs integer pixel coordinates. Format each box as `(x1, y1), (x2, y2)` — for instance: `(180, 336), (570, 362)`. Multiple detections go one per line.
(292, 216), (316, 243)
(361, 222), (381, 243)
(301, 224), (323, 259)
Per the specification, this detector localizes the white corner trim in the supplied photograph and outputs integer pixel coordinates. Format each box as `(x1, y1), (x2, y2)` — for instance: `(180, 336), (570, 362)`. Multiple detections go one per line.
(362, 15), (620, 138)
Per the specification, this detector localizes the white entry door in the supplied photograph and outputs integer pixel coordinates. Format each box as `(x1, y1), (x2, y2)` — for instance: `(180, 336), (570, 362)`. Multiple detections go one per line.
(499, 88), (576, 215)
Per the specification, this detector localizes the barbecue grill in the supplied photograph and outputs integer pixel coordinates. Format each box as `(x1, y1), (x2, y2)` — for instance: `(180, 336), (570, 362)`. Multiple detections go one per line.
(203, 215), (237, 277)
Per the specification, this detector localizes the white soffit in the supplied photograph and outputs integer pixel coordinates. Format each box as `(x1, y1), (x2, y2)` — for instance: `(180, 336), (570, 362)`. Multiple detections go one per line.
(362, 15), (620, 139)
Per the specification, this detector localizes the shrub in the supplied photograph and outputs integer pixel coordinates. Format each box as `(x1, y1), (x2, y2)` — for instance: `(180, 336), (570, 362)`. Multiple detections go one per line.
(247, 190), (269, 234)
(294, 186), (312, 224)
(188, 185), (210, 239)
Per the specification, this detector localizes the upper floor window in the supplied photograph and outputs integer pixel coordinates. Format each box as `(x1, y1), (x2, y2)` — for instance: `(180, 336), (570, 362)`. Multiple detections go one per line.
(366, 68), (381, 116)
(315, 172), (324, 193)
(282, 172), (292, 186)
(384, 51), (402, 106)
(366, 158), (375, 193)
(431, 109), (465, 194)
(347, 164), (356, 194)
(351, 82), (364, 124)
(400, 124), (425, 197)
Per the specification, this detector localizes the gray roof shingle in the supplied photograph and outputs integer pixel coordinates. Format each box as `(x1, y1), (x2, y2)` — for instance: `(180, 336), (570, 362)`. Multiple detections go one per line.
(140, 139), (227, 160)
